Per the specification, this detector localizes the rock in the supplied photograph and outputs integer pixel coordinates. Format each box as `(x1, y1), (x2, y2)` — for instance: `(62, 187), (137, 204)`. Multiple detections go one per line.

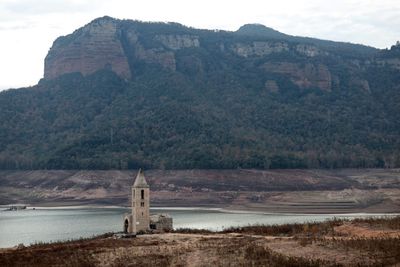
(135, 46), (176, 71)
(263, 62), (332, 91)
(295, 44), (325, 57)
(264, 80), (280, 92)
(231, 42), (325, 58)
(155, 34), (200, 50)
(44, 17), (184, 79)
(231, 41), (289, 57)
(376, 58), (400, 70)
(41, 15), (379, 95)
(44, 17), (131, 80)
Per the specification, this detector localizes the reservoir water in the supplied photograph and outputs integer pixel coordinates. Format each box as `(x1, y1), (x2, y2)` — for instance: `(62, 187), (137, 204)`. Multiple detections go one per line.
(0, 207), (396, 248)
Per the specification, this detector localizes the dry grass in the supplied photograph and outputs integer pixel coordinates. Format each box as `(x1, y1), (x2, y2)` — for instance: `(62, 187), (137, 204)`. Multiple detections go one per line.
(323, 237), (400, 266)
(219, 219), (343, 237)
(352, 216), (400, 230)
(1, 216), (399, 266)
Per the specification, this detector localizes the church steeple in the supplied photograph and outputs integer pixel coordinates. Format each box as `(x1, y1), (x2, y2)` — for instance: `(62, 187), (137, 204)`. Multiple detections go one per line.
(133, 168), (149, 188)
(130, 169), (150, 234)
(123, 168), (172, 234)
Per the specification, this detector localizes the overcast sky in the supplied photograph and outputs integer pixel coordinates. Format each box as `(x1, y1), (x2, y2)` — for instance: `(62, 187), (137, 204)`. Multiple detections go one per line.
(0, 0), (399, 90)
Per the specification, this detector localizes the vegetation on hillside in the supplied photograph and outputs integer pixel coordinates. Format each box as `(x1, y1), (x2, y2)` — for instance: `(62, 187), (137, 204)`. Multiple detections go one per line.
(1, 62), (400, 170)
(1, 20), (400, 170)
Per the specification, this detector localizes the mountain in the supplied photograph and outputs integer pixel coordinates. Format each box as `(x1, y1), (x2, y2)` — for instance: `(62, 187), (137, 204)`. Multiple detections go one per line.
(1, 16), (400, 170)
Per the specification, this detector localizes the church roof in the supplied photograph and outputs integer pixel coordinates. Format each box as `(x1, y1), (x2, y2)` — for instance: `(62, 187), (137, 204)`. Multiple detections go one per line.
(133, 168), (149, 188)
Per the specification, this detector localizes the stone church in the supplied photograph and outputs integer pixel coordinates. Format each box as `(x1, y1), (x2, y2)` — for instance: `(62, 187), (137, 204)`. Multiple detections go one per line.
(123, 169), (172, 234)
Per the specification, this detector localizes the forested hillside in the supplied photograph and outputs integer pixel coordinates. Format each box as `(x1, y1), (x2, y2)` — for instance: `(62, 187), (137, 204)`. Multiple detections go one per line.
(0, 17), (399, 170)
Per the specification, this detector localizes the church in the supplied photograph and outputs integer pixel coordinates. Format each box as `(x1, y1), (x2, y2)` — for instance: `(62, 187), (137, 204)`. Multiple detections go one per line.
(123, 169), (173, 234)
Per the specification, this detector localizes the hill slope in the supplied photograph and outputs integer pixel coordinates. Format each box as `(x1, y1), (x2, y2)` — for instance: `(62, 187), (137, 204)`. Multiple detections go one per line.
(1, 169), (399, 213)
(1, 16), (400, 170)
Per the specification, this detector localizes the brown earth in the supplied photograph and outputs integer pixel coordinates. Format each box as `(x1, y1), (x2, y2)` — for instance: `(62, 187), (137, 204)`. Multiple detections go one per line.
(1, 217), (399, 266)
(1, 169), (399, 213)
(334, 223), (400, 238)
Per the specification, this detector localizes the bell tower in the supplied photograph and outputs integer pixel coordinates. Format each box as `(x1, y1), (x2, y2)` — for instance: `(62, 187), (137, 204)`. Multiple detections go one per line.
(131, 169), (150, 233)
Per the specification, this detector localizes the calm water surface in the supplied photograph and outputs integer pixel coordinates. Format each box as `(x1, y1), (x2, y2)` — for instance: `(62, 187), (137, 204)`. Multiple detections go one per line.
(0, 207), (396, 248)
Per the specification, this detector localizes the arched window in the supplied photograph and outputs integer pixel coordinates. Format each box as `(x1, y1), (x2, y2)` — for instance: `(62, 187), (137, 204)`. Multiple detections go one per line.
(141, 189), (144, 199)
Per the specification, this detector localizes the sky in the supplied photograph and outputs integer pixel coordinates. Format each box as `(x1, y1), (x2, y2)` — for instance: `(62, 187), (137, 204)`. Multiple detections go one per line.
(0, 0), (399, 90)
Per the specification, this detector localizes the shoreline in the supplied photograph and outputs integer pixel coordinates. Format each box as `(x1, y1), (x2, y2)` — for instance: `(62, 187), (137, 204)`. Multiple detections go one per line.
(2, 169), (399, 215)
(1, 204), (400, 216)
(1, 206), (399, 249)
(1, 216), (400, 266)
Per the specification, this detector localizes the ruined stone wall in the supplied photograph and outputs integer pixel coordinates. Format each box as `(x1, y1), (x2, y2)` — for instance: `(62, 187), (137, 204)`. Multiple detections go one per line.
(150, 214), (173, 232)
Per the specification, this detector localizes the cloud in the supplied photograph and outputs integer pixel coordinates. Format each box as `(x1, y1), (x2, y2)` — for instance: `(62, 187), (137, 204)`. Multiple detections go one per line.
(1, 0), (104, 16)
(0, 0), (399, 90)
(262, 0), (400, 48)
(0, 22), (34, 31)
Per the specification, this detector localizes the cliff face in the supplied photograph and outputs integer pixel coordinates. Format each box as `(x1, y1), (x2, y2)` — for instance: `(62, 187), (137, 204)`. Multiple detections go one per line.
(231, 41), (289, 57)
(44, 18), (206, 79)
(44, 17), (131, 80)
(155, 34), (200, 50)
(264, 62), (332, 91)
(43, 16), (387, 93)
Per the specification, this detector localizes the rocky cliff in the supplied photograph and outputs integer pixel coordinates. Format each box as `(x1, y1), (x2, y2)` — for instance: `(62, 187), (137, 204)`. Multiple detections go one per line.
(44, 17), (203, 80)
(45, 17), (131, 80)
(43, 16), (389, 93)
(263, 62), (333, 91)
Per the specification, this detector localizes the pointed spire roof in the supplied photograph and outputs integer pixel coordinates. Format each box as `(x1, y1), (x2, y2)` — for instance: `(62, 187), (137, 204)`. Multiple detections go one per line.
(133, 168), (149, 188)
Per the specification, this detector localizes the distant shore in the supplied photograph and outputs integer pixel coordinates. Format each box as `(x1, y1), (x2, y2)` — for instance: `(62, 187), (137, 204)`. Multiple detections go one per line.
(2, 204), (400, 216)
(1, 169), (399, 214)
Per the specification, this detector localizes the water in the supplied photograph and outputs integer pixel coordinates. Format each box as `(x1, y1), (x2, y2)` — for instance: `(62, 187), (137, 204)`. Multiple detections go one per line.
(0, 207), (396, 248)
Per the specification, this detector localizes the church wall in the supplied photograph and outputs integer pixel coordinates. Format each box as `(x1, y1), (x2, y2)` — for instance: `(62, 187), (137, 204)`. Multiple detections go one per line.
(132, 187), (150, 232)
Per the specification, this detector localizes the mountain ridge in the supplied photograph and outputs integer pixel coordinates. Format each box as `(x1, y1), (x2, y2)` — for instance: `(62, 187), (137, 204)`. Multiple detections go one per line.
(0, 16), (400, 170)
(44, 16), (379, 81)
